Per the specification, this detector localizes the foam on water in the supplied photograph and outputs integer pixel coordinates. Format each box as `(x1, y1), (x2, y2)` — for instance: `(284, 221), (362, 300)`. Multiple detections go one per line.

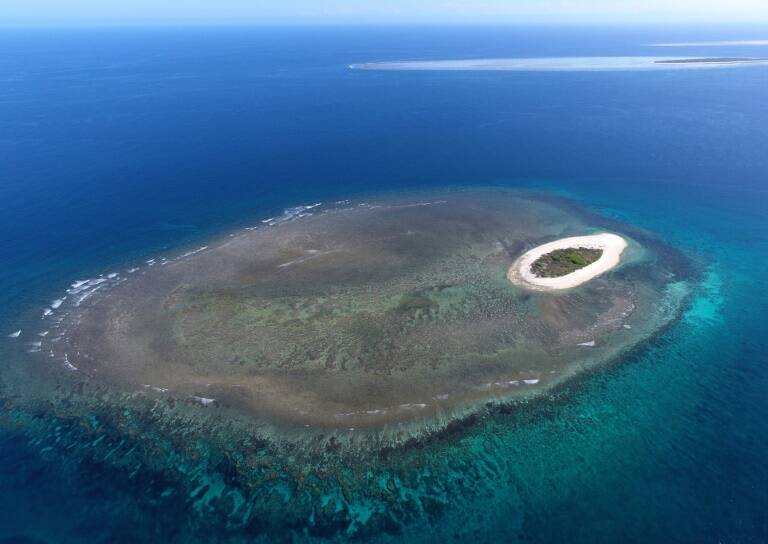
(179, 246), (208, 259)
(263, 203), (322, 227)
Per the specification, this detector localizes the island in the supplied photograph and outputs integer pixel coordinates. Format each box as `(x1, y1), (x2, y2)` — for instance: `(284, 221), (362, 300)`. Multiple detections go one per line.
(654, 57), (768, 64)
(507, 233), (627, 290)
(350, 56), (768, 72)
(24, 190), (688, 440)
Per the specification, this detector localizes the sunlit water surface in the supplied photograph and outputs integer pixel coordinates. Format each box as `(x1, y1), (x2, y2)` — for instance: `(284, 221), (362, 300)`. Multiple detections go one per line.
(0, 25), (767, 543)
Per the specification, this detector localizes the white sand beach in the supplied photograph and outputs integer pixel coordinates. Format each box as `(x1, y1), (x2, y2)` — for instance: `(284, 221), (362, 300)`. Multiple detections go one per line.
(507, 233), (627, 290)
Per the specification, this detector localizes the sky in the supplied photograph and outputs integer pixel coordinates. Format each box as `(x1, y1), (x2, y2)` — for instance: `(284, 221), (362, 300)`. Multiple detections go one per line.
(2, 0), (768, 25)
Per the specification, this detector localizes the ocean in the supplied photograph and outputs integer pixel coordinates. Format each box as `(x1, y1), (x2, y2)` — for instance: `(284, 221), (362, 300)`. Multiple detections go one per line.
(1, 25), (767, 543)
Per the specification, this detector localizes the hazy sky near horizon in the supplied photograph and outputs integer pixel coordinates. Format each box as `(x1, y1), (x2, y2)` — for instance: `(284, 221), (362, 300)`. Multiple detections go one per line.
(3, 0), (768, 25)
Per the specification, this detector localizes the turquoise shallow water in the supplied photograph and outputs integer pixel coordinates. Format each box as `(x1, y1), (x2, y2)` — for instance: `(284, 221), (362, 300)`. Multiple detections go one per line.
(1, 26), (767, 543)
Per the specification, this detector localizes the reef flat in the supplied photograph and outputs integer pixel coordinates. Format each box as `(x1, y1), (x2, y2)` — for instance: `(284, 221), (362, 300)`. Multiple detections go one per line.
(13, 189), (689, 440)
(0, 188), (697, 540)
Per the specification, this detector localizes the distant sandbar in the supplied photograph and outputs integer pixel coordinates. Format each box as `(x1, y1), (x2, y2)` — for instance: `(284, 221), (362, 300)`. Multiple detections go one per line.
(350, 56), (768, 72)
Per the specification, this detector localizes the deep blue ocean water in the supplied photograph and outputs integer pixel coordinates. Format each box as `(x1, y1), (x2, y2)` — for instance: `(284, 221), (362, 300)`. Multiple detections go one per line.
(1, 25), (767, 543)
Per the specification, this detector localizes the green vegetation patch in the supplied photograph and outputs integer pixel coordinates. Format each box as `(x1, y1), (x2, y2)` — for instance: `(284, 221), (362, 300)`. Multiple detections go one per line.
(530, 247), (603, 278)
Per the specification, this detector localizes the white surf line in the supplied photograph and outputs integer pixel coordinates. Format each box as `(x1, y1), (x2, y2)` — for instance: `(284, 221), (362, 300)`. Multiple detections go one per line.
(179, 246), (208, 259)
(507, 233), (627, 291)
(8, 330), (21, 338)
(33, 201), (334, 357)
(263, 203), (323, 227)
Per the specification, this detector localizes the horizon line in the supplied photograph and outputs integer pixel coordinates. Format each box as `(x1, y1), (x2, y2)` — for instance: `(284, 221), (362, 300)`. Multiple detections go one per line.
(2, 20), (768, 29)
